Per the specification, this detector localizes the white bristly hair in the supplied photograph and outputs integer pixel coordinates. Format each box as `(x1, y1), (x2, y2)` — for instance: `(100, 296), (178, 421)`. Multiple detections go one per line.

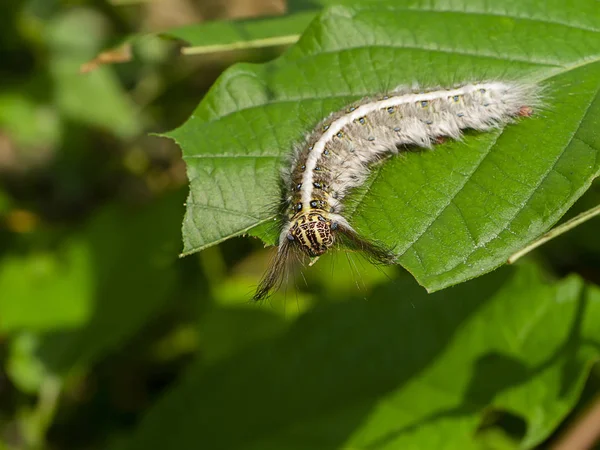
(298, 82), (538, 212)
(254, 80), (540, 301)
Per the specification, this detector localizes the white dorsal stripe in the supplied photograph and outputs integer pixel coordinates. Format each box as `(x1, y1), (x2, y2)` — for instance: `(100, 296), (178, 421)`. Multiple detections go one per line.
(299, 82), (512, 206)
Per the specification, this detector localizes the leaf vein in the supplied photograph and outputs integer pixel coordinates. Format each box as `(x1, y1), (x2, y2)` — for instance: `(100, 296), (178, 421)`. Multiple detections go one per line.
(430, 78), (600, 276)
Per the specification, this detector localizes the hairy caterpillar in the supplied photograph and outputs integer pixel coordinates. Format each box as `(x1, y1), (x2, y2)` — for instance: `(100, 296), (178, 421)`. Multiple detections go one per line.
(254, 81), (539, 300)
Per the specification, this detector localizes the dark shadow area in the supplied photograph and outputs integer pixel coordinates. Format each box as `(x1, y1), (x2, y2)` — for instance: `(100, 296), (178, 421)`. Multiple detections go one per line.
(288, 0), (323, 14)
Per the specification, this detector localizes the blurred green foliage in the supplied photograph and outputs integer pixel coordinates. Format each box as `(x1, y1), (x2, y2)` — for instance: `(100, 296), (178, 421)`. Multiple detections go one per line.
(0, 1), (598, 449)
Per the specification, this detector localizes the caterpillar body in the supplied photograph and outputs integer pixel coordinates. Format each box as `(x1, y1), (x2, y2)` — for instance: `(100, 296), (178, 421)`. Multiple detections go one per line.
(254, 81), (539, 300)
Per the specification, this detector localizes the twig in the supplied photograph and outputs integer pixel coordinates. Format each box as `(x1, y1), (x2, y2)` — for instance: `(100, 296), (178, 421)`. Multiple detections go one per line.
(181, 34), (300, 56)
(552, 393), (600, 450)
(508, 203), (600, 264)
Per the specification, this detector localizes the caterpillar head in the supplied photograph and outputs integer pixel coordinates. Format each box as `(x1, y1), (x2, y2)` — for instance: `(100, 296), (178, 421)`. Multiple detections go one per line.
(253, 211), (395, 301)
(286, 210), (336, 257)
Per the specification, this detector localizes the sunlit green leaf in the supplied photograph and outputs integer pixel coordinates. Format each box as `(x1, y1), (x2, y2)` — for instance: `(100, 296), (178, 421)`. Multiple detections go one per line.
(0, 238), (93, 333)
(173, 0), (600, 292)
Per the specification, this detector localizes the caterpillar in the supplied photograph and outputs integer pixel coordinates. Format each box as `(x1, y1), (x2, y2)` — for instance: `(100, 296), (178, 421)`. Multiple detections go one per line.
(254, 81), (539, 300)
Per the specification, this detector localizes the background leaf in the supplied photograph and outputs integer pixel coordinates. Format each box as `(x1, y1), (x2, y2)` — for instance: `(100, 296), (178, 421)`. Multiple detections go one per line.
(35, 191), (186, 373)
(0, 191), (186, 374)
(48, 8), (141, 138)
(115, 264), (600, 449)
(173, 0), (600, 292)
(0, 237), (93, 333)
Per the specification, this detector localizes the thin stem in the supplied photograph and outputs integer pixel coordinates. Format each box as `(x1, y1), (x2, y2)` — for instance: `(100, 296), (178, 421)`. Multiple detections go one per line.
(508, 203), (600, 264)
(22, 375), (62, 449)
(181, 35), (300, 56)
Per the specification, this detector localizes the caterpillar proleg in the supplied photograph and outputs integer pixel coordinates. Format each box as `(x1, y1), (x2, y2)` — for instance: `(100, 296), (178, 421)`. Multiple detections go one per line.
(254, 81), (540, 300)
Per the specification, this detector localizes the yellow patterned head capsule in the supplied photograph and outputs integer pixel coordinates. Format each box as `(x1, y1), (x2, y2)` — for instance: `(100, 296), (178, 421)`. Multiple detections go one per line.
(287, 210), (335, 257)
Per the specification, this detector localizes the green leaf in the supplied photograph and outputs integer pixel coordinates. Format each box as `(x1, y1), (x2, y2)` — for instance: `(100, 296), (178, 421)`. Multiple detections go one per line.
(172, 0), (600, 292)
(0, 238), (94, 333)
(114, 264), (600, 449)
